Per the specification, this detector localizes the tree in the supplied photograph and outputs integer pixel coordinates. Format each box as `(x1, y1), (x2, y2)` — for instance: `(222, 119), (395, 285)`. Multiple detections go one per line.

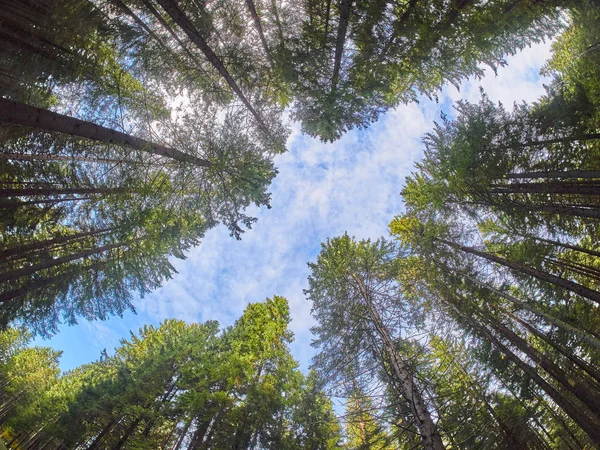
(306, 234), (445, 450)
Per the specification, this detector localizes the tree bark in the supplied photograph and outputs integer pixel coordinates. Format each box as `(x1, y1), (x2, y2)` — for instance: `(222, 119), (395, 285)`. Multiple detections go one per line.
(439, 238), (600, 305)
(87, 419), (117, 450)
(0, 98), (211, 167)
(351, 273), (446, 450)
(245, 0), (273, 66)
(0, 226), (116, 260)
(506, 169), (600, 180)
(458, 271), (600, 350)
(153, 0), (268, 132)
(483, 316), (600, 416)
(511, 313), (600, 386)
(0, 187), (131, 197)
(330, 0), (352, 93)
(0, 152), (137, 164)
(489, 180), (600, 196)
(113, 417), (141, 450)
(446, 301), (600, 444)
(0, 241), (126, 283)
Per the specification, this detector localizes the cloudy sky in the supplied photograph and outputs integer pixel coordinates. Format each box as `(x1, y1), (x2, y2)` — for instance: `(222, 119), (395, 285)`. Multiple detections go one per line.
(37, 40), (555, 374)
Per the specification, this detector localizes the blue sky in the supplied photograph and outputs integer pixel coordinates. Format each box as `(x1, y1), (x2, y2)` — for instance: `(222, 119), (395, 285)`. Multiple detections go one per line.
(35, 41), (555, 375)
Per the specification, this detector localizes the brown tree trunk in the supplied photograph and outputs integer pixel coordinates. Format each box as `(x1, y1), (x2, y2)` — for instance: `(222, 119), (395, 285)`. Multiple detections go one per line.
(113, 417), (142, 450)
(245, 0), (273, 66)
(447, 301), (600, 444)
(87, 419), (117, 450)
(489, 180), (600, 196)
(0, 241), (126, 283)
(0, 187), (131, 197)
(511, 313), (600, 386)
(0, 152), (135, 164)
(330, 0), (352, 93)
(484, 316), (600, 416)
(0, 196), (94, 208)
(507, 169), (600, 180)
(439, 238), (600, 305)
(0, 259), (110, 305)
(0, 98), (211, 167)
(172, 420), (191, 450)
(153, 0), (268, 132)
(456, 270), (600, 349)
(0, 226), (116, 260)
(352, 273), (446, 450)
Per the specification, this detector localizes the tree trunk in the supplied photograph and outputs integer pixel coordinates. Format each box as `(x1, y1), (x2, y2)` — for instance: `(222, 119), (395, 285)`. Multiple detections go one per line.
(245, 0), (273, 66)
(0, 241), (126, 283)
(447, 301), (600, 444)
(330, 0), (352, 92)
(0, 187), (131, 197)
(0, 196), (94, 209)
(511, 313), (600, 386)
(456, 270), (600, 349)
(87, 419), (117, 450)
(524, 234), (600, 259)
(505, 133), (600, 150)
(483, 315), (600, 416)
(351, 273), (446, 450)
(439, 238), (600, 305)
(153, 0), (268, 132)
(0, 98), (211, 167)
(0, 226), (116, 261)
(0, 152), (137, 164)
(506, 169), (600, 180)
(489, 180), (600, 196)
(508, 202), (600, 220)
(113, 417), (142, 450)
(172, 420), (191, 450)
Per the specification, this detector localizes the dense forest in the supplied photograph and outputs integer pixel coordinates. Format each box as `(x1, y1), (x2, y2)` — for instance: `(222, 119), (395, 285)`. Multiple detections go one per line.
(1, 0), (599, 448)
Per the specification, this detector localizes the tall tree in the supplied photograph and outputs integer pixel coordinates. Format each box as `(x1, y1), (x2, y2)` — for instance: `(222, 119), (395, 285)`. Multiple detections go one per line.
(306, 235), (445, 450)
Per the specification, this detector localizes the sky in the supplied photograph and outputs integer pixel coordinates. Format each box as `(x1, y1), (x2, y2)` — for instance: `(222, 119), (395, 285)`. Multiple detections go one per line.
(35, 40), (556, 374)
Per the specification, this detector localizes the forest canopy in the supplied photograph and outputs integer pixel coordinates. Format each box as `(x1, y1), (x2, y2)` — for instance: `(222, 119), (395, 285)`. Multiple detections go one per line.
(1, 0), (600, 449)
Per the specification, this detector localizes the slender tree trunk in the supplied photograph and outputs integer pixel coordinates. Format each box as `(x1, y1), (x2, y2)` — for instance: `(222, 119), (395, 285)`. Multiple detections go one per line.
(153, 0), (268, 132)
(113, 417), (141, 450)
(456, 271), (600, 349)
(507, 202), (600, 220)
(489, 180), (600, 196)
(245, 0), (273, 66)
(87, 419), (117, 450)
(320, 0), (331, 48)
(524, 234), (600, 259)
(0, 152), (137, 164)
(0, 226), (116, 260)
(545, 258), (600, 282)
(438, 238), (600, 305)
(352, 274), (446, 450)
(111, 0), (169, 50)
(0, 98), (211, 167)
(0, 196), (94, 208)
(330, 0), (352, 92)
(447, 301), (600, 444)
(502, 133), (600, 150)
(0, 187), (131, 197)
(483, 315), (600, 416)
(269, 0), (285, 45)
(139, 0), (209, 73)
(0, 241), (126, 283)
(379, 0), (418, 60)
(172, 420), (191, 450)
(507, 169), (600, 180)
(511, 313), (600, 386)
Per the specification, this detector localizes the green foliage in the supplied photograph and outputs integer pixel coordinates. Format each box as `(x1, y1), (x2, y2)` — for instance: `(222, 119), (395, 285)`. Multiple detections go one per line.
(0, 299), (342, 449)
